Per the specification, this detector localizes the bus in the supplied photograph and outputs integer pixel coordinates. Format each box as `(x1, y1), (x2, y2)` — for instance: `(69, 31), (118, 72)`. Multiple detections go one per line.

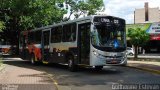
(0, 45), (11, 55)
(19, 15), (127, 71)
(0, 40), (12, 55)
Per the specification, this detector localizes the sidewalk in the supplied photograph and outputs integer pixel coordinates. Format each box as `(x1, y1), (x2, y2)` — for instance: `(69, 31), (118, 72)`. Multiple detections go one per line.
(0, 64), (57, 90)
(127, 60), (160, 75)
(127, 55), (160, 59)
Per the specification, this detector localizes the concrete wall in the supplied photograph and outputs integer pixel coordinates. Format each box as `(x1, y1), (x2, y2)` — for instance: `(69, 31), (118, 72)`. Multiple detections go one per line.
(134, 8), (160, 23)
(149, 8), (160, 23)
(135, 8), (145, 23)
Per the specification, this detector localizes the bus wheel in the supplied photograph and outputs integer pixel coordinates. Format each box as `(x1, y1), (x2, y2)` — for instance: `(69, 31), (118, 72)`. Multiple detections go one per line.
(95, 66), (103, 70)
(129, 53), (133, 56)
(68, 56), (77, 72)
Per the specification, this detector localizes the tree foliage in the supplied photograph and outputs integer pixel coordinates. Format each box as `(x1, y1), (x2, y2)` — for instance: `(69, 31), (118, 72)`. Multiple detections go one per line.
(21, 0), (66, 30)
(65, 0), (104, 20)
(1, 0), (66, 30)
(0, 0), (66, 54)
(0, 21), (5, 32)
(1, 0), (104, 30)
(0, 0), (104, 54)
(127, 28), (150, 58)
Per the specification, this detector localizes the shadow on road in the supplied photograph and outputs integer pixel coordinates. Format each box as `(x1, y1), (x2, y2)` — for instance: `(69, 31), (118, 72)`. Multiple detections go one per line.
(1, 57), (128, 86)
(3, 57), (160, 87)
(2, 57), (123, 75)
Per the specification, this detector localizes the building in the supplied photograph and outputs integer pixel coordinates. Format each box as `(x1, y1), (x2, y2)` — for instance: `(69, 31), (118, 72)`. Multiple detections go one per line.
(134, 2), (160, 23)
(126, 2), (160, 53)
(126, 22), (160, 53)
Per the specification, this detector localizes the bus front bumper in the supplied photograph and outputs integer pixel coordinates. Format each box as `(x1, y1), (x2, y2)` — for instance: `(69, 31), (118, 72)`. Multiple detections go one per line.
(90, 53), (127, 66)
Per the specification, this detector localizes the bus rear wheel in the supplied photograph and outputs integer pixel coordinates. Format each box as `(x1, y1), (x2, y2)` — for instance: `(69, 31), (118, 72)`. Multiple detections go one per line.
(95, 66), (103, 70)
(68, 56), (77, 72)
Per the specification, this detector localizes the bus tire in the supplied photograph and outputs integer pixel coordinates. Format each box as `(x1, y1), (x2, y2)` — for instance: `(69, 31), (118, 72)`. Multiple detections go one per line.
(129, 53), (133, 56)
(95, 66), (103, 70)
(68, 56), (77, 72)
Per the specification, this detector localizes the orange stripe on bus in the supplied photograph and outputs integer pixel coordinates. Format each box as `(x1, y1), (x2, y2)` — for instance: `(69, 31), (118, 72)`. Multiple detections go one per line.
(27, 44), (42, 60)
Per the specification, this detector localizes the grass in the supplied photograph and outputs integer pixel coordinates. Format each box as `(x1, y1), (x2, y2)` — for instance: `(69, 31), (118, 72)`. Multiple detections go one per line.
(0, 55), (5, 71)
(0, 55), (3, 66)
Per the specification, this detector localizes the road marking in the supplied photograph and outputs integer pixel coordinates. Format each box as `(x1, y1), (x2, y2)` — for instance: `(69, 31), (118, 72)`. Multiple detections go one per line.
(44, 72), (59, 90)
(44, 72), (72, 90)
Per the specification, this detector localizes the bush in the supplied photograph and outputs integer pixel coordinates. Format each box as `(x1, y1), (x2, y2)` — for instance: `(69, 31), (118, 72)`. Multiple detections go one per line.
(0, 56), (3, 66)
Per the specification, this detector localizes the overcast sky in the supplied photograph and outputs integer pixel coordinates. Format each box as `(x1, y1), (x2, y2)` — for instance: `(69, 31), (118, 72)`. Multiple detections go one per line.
(103, 0), (160, 24)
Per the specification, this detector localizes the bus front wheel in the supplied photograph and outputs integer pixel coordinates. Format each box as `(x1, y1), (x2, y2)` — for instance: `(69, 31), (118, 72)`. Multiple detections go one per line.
(68, 56), (77, 72)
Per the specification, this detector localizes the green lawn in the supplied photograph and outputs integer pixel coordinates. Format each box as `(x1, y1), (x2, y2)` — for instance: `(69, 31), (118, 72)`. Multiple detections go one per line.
(0, 56), (2, 66)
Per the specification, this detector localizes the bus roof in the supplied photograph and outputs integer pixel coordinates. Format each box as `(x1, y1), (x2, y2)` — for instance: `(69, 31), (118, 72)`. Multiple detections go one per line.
(24, 15), (124, 32)
(30, 15), (93, 32)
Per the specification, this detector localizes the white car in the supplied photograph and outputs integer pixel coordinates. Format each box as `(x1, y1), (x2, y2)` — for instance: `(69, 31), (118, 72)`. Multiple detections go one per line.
(127, 47), (134, 56)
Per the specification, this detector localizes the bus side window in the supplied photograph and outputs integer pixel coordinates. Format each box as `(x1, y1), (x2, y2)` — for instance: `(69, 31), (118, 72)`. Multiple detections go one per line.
(62, 24), (69, 42)
(70, 23), (76, 41)
(51, 28), (55, 43)
(34, 31), (41, 44)
(28, 32), (34, 44)
(51, 26), (62, 43)
(62, 23), (76, 42)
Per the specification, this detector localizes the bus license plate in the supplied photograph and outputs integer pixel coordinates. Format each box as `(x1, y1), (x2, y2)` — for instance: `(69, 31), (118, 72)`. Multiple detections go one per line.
(111, 60), (117, 63)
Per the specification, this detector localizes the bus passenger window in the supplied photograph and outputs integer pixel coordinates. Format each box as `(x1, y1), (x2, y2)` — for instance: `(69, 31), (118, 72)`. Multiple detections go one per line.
(51, 26), (62, 43)
(34, 31), (41, 44)
(28, 32), (34, 43)
(62, 23), (76, 42)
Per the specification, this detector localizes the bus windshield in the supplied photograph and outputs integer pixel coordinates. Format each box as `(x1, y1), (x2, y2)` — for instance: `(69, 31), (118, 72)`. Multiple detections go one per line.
(91, 17), (126, 51)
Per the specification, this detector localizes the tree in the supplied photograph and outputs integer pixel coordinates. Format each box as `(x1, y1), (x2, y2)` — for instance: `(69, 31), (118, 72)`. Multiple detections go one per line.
(0, 21), (5, 46)
(127, 28), (150, 59)
(64, 0), (104, 20)
(0, 21), (5, 32)
(0, 0), (104, 54)
(1, 0), (66, 30)
(20, 0), (67, 30)
(0, 0), (66, 54)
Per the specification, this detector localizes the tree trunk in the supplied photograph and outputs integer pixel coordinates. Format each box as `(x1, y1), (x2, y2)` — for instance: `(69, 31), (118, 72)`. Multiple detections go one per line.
(134, 45), (138, 59)
(13, 16), (20, 55)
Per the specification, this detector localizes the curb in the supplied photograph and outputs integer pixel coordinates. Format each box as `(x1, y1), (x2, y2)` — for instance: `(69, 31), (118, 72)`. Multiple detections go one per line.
(127, 65), (160, 75)
(42, 71), (59, 90)
(47, 73), (59, 90)
(44, 71), (72, 90)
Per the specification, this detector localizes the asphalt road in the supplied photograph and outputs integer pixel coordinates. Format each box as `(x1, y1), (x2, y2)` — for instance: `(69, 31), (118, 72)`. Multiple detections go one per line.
(2, 58), (160, 90)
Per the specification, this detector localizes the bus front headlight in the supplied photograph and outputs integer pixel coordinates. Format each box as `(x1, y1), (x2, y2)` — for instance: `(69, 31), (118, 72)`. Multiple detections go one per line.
(93, 51), (106, 59)
(93, 51), (99, 56)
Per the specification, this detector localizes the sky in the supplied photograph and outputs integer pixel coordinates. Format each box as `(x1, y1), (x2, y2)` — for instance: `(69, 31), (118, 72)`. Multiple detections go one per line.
(103, 0), (160, 24)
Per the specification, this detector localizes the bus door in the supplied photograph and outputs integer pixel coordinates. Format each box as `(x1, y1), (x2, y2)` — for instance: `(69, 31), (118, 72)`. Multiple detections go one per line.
(19, 34), (27, 59)
(42, 29), (50, 62)
(78, 22), (91, 64)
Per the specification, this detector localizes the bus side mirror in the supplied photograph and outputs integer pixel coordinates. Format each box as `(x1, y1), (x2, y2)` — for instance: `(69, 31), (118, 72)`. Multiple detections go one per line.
(90, 33), (94, 38)
(90, 31), (96, 37)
